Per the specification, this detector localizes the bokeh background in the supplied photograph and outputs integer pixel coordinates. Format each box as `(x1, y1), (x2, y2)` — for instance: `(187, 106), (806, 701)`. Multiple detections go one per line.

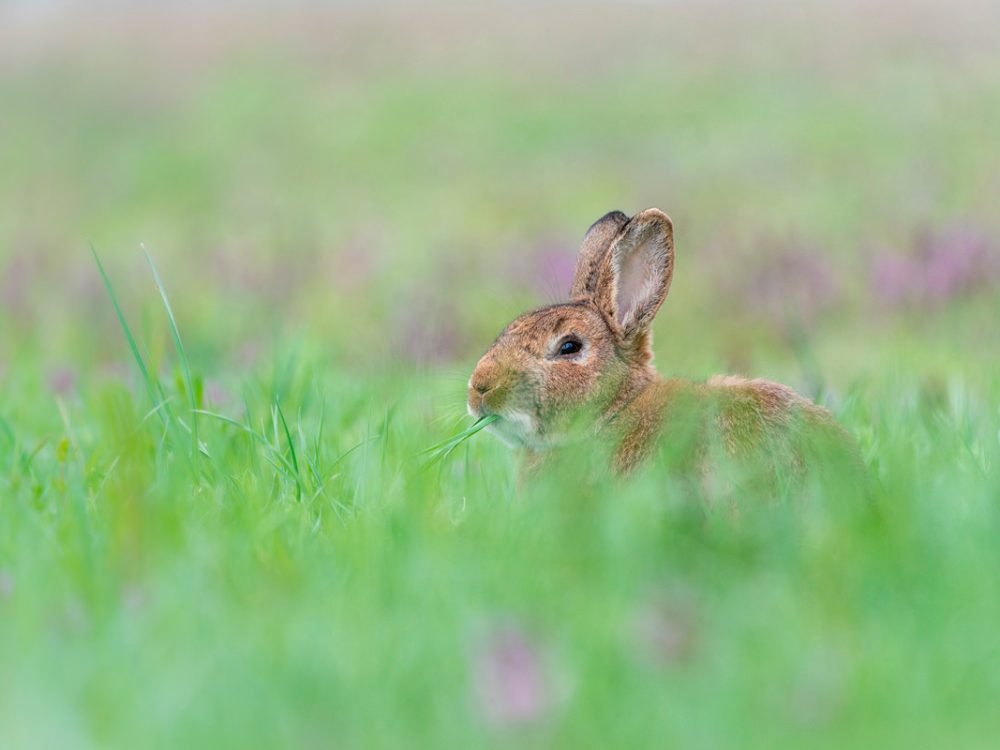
(4, 1), (998, 384)
(1, 2), (999, 748)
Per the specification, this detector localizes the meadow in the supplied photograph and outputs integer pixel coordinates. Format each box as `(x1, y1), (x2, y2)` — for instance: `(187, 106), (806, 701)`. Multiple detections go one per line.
(1, 3), (999, 748)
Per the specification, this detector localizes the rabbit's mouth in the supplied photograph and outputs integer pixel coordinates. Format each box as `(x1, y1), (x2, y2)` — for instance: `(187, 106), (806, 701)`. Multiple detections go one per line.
(485, 411), (541, 449)
(468, 402), (543, 450)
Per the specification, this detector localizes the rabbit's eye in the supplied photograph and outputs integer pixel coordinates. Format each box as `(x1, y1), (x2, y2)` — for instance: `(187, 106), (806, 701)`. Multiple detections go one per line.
(558, 338), (582, 356)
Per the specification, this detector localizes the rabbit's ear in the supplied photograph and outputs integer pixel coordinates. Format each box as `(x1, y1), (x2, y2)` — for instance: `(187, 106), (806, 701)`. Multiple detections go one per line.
(593, 209), (674, 342)
(570, 210), (629, 299)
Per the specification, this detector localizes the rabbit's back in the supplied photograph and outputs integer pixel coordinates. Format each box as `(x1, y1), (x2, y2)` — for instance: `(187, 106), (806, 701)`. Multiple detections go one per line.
(618, 375), (863, 494)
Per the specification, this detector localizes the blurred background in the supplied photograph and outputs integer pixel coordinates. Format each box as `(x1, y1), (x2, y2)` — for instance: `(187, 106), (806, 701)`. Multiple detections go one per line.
(2, 2), (1000, 748)
(2, 0), (998, 396)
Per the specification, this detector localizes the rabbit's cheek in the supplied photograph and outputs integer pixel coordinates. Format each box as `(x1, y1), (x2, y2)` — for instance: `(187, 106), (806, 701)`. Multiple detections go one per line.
(546, 361), (599, 402)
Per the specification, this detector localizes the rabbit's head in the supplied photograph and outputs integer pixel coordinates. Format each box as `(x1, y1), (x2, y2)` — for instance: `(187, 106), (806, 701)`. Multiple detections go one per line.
(468, 209), (674, 449)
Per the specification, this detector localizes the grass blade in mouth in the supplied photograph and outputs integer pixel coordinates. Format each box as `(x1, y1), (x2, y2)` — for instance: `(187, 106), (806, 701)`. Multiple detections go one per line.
(421, 414), (499, 467)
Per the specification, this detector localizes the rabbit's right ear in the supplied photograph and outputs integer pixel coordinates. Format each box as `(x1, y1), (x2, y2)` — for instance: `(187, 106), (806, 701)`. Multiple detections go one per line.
(570, 210), (629, 299)
(592, 209), (674, 344)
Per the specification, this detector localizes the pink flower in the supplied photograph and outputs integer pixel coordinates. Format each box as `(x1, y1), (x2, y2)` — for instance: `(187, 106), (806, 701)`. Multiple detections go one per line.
(473, 624), (551, 726)
(47, 367), (76, 396)
(871, 225), (999, 308)
(711, 238), (841, 332)
(203, 379), (231, 407)
(505, 238), (578, 299)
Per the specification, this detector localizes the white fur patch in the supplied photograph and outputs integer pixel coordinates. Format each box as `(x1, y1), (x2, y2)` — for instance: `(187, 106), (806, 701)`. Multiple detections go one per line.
(486, 410), (543, 449)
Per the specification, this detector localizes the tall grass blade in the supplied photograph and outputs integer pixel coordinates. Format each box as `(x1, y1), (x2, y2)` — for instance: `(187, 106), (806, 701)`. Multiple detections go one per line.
(144, 248), (199, 454)
(275, 398), (303, 500)
(91, 244), (168, 428)
(194, 408), (299, 479)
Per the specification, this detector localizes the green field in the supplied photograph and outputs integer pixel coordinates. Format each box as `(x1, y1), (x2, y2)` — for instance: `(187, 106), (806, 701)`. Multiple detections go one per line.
(1, 3), (999, 748)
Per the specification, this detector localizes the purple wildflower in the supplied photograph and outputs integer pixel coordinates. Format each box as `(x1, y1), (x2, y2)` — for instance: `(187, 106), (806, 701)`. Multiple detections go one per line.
(47, 367), (77, 397)
(872, 225), (999, 308)
(474, 624), (551, 727)
(714, 238), (841, 332)
(505, 238), (577, 300)
(203, 379), (231, 407)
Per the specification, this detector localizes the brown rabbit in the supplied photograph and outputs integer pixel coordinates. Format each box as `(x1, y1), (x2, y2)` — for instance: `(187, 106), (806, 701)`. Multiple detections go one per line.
(468, 209), (861, 488)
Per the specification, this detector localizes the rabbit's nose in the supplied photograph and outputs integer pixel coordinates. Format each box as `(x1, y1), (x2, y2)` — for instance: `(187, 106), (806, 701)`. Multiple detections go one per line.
(470, 367), (495, 394)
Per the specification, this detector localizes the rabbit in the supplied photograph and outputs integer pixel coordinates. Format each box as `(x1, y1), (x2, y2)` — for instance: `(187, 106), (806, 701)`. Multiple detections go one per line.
(467, 208), (863, 489)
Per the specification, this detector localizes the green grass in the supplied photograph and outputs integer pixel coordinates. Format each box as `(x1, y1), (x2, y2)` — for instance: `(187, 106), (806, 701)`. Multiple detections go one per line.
(1, 3), (1000, 748)
(1, 243), (996, 749)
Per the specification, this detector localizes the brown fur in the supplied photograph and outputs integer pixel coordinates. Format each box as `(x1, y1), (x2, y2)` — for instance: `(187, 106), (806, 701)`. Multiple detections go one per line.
(468, 209), (861, 487)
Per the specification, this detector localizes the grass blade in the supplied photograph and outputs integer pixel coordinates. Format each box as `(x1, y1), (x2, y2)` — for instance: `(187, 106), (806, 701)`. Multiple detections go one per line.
(194, 408), (300, 481)
(144, 248), (198, 453)
(91, 244), (168, 427)
(421, 415), (498, 468)
(275, 398), (302, 500)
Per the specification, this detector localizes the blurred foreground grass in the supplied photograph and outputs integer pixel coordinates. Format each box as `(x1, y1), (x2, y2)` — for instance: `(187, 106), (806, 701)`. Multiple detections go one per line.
(2, 338), (998, 748)
(1, 2), (999, 748)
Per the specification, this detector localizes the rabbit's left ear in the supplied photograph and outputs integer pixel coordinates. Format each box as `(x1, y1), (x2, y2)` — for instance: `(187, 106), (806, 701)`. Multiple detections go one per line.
(593, 209), (674, 342)
(570, 210), (629, 299)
